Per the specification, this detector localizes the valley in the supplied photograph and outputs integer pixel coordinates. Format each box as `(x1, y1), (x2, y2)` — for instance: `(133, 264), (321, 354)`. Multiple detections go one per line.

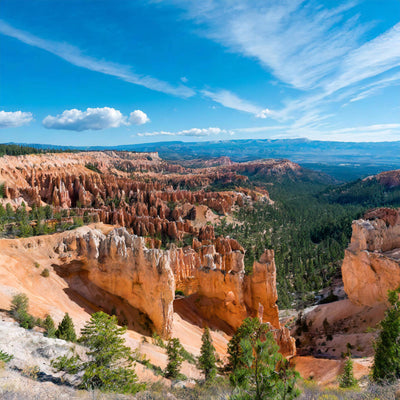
(0, 149), (400, 397)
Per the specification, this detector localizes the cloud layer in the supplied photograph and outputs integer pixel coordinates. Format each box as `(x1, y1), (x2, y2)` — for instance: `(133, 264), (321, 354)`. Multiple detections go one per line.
(0, 110), (33, 128)
(138, 127), (229, 137)
(43, 107), (149, 131)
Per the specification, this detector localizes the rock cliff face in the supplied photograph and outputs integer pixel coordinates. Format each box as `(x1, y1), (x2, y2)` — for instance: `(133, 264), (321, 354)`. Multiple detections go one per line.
(52, 226), (294, 355)
(342, 208), (400, 306)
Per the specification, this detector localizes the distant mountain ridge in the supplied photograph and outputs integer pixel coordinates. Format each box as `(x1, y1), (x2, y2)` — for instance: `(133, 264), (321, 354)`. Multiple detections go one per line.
(4, 138), (400, 181)
(4, 138), (400, 163)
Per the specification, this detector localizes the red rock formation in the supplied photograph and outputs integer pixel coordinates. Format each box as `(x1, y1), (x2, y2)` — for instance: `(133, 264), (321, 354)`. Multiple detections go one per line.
(342, 208), (400, 306)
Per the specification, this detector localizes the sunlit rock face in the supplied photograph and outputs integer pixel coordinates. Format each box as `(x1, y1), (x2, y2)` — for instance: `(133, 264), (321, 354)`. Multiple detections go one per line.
(52, 227), (295, 355)
(342, 208), (400, 306)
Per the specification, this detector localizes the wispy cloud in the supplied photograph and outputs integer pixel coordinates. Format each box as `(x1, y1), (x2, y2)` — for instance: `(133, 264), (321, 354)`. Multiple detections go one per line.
(137, 127), (231, 137)
(0, 20), (195, 98)
(43, 107), (149, 131)
(163, 0), (400, 129)
(168, 0), (366, 90)
(202, 89), (271, 118)
(0, 110), (33, 128)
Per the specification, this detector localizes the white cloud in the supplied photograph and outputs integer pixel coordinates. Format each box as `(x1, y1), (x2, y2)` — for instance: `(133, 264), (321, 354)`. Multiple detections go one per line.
(202, 89), (271, 118)
(0, 20), (194, 98)
(129, 110), (150, 125)
(43, 107), (148, 131)
(0, 110), (33, 128)
(137, 127), (230, 137)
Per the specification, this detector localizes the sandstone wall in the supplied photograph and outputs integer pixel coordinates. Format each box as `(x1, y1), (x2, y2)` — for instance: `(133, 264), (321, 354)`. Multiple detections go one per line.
(50, 226), (294, 355)
(342, 208), (400, 306)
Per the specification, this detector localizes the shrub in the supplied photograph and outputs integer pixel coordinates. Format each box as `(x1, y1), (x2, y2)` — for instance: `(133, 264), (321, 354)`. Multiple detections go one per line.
(0, 350), (13, 363)
(56, 313), (77, 342)
(10, 293), (35, 329)
(40, 268), (50, 277)
(21, 365), (40, 380)
(151, 332), (165, 348)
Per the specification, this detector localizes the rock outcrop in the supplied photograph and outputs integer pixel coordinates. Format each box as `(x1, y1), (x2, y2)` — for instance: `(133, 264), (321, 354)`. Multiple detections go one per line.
(49, 226), (295, 355)
(342, 208), (400, 306)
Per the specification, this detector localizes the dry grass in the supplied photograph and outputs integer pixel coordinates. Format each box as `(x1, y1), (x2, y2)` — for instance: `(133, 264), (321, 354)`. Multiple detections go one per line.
(298, 379), (398, 400)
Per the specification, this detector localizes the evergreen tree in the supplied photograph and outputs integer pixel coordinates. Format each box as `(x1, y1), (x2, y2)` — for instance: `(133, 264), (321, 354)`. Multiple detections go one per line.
(56, 313), (77, 342)
(10, 293), (35, 329)
(373, 289), (400, 383)
(53, 311), (142, 394)
(44, 315), (56, 338)
(198, 327), (217, 382)
(226, 318), (260, 374)
(339, 356), (357, 388)
(165, 338), (184, 379)
(229, 318), (299, 400)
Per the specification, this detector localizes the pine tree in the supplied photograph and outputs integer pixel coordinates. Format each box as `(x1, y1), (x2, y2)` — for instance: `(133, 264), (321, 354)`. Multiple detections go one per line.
(339, 356), (357, 388)
(229, 318), (299, 400)
(53, 311), (142, 394)
(44, 315), (56, 338)
(165, 338), (184, 379)
(198, 327), (217, 382)
(56, 313), (77, 342)
(373, 289), (400, 383)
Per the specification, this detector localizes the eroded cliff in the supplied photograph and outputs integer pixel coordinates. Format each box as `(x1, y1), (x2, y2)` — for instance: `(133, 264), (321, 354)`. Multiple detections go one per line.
(342, 208), (400, 306)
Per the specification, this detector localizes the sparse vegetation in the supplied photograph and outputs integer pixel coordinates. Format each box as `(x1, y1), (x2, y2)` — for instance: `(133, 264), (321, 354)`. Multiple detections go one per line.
(164, 338), (184, 379)
(338, 357), (358, 388)
(228, 318), (299, 400)
(55, 313), (77, 342)
(198, 327), (217, 382)
(0, 350), (13, 363)
(40, 268), (50, 277)
(85, 163), (102, 174)
(43, 315), (56, 338)
(53, 311), (143, 394)
(372, 288), (400, 383)
(10, 293), (35, 329)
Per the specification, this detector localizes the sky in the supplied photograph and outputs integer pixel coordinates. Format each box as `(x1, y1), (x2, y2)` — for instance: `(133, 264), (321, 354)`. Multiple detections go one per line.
(0, 0), (399, 146)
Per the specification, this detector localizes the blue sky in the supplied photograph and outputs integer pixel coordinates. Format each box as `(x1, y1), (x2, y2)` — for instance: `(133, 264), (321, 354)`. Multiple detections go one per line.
(0, 0), (399, 145)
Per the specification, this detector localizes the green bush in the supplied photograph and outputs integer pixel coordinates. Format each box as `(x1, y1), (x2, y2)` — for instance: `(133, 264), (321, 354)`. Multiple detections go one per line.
(0, 350), (13, 363)
(10, 293), (35, 329)
(40, 268), (50, 277)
